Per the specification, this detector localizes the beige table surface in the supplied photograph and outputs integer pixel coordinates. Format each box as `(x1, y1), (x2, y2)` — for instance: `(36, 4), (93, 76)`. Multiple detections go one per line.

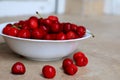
(0, 15), (120, 80)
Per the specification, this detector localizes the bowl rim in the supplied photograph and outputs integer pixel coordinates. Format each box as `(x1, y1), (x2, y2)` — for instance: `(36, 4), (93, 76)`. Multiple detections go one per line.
(0, 22), (92, 42)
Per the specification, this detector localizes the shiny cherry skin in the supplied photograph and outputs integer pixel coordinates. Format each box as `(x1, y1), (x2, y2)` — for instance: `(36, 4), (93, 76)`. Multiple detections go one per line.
(7, 27), (19, 37)
(51, 23), (61, 33)
(42, 65), (56, 79)
(11, 62), (26, 74)
(62, 58), (73, 69)
(77, 26), (86, 38)
(2, 24), (13, 35)
(17, 29), (31, 38)
(64, 64), (78, 75)
(48, 15), (58, 22)
(71, 24), (78, 31)
(75, 56), (88, 67)
(31, 28), (45, 39)
(63, 23), (71, 33)
(56, 32), (66, 40)
(73, 51), (85, 61)
(28, 16), (38, 29)
(43, 18), (52, 26)
(39, 25), (49, 33)
(66, 31), (77, 39)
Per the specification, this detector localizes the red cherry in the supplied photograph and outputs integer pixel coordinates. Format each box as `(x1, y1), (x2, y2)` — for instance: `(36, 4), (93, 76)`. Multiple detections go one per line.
(71, 24), (78, 31)
(38, 18), (44, 25)
(43, 18), (52, 26)
(20, 20), (30, 30)
(50, 34), (57, 40)
(18, 20), (25, 26)
(48, 15), (58, 22)
(44, 34), (52, 40)
(39, 25), (49, 33)
(75, 56), (88, 67)
(11, 62), (26, 74)
(63, 23), (71, 33)
(2, 24), (12, 35)
(29, 16), (38, 29)
(44, 34), (56, 40)
(7, 27), (19, 37)
(17, 29), (31, 38)
(51, 23), (61, 33)
(56, 32), (66, 40)
(66, 31), (77, 39)
(42, 65), (56, 79)
(31, 28), (45, 39)
(62, 58), (73, 69)
(64, 64), (78, 75)
(77, 26), (86, 38)
(22, 24), (30, 30)
(73, 51), (85, 61)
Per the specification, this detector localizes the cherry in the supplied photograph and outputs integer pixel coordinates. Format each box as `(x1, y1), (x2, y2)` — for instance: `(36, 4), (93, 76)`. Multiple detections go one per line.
(2, 24), (12, 35)
(63, 23), (71, 33)
(2, 14), (91, 40)
(75, 56), (88, 67)
(7, 27), (19, 37)
(51, 23), (61, 33)
(39, 25), (49, 33)
(66, 31), (77, 39)
(38, 18), (44, 25)
(42, 65), (56, 79)
(56, 32), (66, 40)
(71, 24), (78, 31)
(31, 28), (46, 39)
(77, 26), (86, 38)
(44, 34), (56, 40)
(18, 20), (25, 26)
(62, 58), (73, 69)
(28, 16), (38, 29)
(64, 64), (78, 75)
(73, 51), (85, 61)
(22, 24), (30, 30)
(44, 34), (52, 40)
(43, 18), (52, 27)
(73, 51), (88, 67)
(17, 29), (31, 38)
(20, 20), (30, 30)
(50, 34), (57, 40)
(48, 15), (58, 22)
(11, 62), (26, 74)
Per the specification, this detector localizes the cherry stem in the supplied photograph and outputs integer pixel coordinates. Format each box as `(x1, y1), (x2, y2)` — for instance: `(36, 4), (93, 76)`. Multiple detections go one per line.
(13, 25), (21, 30)
(87, 31), (95, 38)
(36, 11), (42, 18)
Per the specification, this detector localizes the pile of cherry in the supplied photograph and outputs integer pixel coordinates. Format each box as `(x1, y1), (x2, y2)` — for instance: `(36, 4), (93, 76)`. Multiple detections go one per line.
(11, 51), (88, 79)
(2, 15), (86, 40)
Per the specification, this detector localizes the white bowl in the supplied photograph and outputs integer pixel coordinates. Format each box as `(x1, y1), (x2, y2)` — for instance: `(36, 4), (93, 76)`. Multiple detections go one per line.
(0, 22), (91, 61)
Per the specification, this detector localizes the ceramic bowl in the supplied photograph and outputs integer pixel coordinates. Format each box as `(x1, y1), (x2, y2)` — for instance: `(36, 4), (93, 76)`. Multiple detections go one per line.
(0, 22), (91, 61)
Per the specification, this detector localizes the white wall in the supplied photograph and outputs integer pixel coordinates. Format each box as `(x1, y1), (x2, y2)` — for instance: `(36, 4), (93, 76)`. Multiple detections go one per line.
(104, 0), (120, 15)
(0, 0), (66, 17)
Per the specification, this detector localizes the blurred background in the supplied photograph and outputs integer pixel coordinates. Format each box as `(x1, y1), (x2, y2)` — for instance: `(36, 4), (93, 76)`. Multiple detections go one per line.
(0, 0), (120, 17)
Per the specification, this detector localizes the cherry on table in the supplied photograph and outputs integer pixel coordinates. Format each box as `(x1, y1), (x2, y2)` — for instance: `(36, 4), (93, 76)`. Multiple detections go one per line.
(42, 65), (56, 79)
(11, 62), (26, 74)
(62, 58), (73, 69)
(64, 64), (78, 75)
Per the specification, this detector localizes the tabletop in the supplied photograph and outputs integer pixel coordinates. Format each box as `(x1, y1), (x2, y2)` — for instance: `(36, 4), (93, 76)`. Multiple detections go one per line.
(0, 15), (120, 80)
